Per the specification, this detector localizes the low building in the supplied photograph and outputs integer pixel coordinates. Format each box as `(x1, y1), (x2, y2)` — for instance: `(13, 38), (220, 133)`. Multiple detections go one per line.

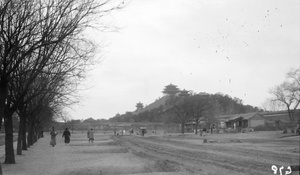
(218, 112), (265, 129)
(261, 109), (300, 124)
(261, 110), (300, 129)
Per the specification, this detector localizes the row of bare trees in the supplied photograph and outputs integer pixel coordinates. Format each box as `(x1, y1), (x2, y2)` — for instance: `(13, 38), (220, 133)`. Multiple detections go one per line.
(0, 0), (122, 173)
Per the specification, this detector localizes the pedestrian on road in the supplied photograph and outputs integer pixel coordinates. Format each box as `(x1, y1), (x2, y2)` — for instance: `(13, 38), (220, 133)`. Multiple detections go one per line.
(87, 128), (94, 143)
(50, 127), (58, 147)
(200, 128), (203, 136)
(62, 128), (71, 145)
(203, 127), (207, 136)
(210, 124), (214, 134)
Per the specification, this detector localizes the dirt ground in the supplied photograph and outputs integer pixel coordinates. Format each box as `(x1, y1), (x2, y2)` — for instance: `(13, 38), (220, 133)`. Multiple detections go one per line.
(1, 131), (299, 175)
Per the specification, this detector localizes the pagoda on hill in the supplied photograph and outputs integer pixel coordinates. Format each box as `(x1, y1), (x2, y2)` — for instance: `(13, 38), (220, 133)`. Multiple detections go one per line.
(135, 102), (144, 111)
(162, 83), (180, 96)
(179, 89), (190, 98)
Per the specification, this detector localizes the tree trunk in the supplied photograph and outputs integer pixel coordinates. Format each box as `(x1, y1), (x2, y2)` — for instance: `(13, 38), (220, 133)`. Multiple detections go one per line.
(27, 124), (32, 147)
(17, 120), (23, 155)
(0, 80), (9, 173)
(33, 125), (38, 143)
(287, 108), (295, 121)
(0, 80), (8, 131)
(22, 115), (27, 150)
(4, 112), (16, 164)
(181, 122), (185, 134)
(17, 114), (27, 155)
(0, 163), (2, 175)
(195, 122), (199, 135)
(27, 123), (35, 146)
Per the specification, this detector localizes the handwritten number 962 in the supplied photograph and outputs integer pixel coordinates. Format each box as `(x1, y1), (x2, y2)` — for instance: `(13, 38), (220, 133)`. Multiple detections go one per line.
(271, 165), (292, 175)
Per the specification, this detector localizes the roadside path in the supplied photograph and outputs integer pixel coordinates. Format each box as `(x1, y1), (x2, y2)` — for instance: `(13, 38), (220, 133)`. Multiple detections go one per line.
(1, 134), (72, 175)
(0, 133), (160, 175)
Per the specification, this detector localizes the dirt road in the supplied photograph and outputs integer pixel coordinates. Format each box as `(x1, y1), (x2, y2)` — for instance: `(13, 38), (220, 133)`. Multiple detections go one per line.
(113, 133), (299, 175)
(2, 132), (299, 175)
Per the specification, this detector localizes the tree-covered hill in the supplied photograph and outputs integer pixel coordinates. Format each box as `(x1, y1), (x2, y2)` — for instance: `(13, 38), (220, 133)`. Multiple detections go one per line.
(109, 92), (261, 123)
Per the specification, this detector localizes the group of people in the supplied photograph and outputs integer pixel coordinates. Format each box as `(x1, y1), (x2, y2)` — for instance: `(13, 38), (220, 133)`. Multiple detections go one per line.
(49, 127), (71, 147)
(49, 127), (95, 147)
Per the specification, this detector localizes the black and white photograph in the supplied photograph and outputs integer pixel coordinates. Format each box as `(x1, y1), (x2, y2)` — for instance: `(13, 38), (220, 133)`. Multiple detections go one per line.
(0, 0), (299, 174)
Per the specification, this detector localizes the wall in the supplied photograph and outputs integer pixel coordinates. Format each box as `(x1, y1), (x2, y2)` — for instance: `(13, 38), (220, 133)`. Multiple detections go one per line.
(249, 116), (265, 127)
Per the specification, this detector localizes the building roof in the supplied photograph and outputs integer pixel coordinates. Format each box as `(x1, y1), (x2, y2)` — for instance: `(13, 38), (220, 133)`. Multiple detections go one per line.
(136, 102), (144, 108)
(162, 83), (180, 95)
(218, 109), (300, 123)
(217, 112), (261, 122)
(261, 109), (300, 122)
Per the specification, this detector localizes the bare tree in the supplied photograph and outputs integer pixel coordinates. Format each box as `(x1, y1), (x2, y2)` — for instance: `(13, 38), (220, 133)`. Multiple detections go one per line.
(269, 67), (300, 121)
(58, 110), (72, 124)
(261, 100), (285, 111)
(0, 0), (124, 166)
(165, 96), (191, 134)
(186, 94), (209, 135)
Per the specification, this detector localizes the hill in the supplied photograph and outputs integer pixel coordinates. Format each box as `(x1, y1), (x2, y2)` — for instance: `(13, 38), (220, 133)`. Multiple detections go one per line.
(109, 87), (261, 123)
(132, 96), (169, 115)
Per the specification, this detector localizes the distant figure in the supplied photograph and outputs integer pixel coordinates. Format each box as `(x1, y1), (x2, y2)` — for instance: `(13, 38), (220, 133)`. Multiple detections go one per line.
(41, 130), (44, 138)
(210, 126), (213, 134)
(50, 127), (58, 147)
(129, 129), (133, 135)
(62, 128), (71, 145)
(141, 129), (145, 136)
(87, 128), (94, 143)
(203, 128), (207, 136)
(199, 128), (203, 136)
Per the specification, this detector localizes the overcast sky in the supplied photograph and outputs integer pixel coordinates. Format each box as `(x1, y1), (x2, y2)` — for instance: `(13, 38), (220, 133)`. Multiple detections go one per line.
(66, 0), (300, 120)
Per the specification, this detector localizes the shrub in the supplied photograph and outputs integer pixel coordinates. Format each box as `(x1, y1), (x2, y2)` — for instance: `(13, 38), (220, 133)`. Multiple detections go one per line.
(253, 125), (280, 131)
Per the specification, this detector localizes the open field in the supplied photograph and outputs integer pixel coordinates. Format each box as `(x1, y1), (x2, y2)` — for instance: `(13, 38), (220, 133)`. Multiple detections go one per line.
(1, 131), (299, 175)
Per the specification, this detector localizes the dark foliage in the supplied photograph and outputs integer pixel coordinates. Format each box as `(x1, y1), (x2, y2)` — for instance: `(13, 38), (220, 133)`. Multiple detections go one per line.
(108, 92), (260, 123)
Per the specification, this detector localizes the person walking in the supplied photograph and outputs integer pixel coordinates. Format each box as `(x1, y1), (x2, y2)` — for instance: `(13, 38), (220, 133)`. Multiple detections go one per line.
(62, 128), (71, 145)
(50, 127), (58, 147)
(87, 128), (94, 143)
(199, 127), (203, 136)
(210, 124), (215, 134)
(203, 127), (207, 136)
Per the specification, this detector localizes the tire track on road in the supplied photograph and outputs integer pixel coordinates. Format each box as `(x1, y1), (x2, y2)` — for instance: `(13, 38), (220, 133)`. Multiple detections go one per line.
(114, 136), (273, 175)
